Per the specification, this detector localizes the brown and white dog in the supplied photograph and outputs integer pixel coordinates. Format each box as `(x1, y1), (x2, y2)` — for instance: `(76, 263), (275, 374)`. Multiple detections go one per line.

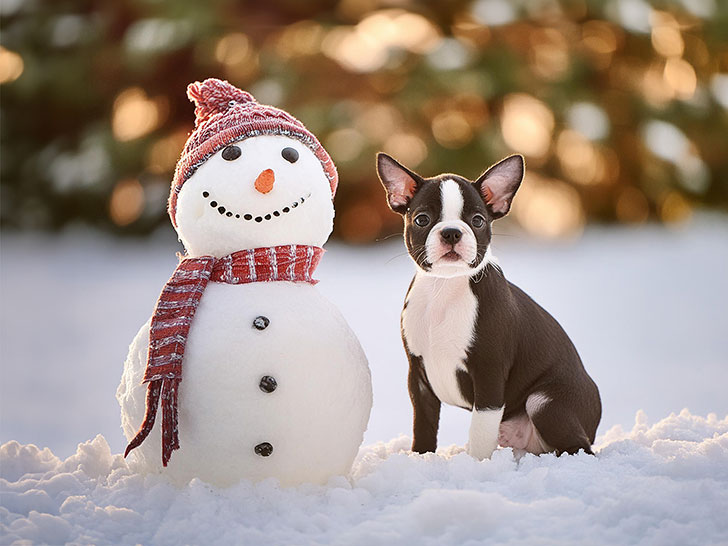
(377, 152), (601, 459)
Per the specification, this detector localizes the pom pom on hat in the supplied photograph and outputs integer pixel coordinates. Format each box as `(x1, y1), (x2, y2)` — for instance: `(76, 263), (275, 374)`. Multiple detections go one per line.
(186, 79), (256, 125)
(168, 78), (338, 226)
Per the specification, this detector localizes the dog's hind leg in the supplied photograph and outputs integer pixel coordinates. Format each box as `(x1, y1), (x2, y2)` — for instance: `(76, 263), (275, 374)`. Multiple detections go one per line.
(498, 412), (550, 455)
(525, 392), (595, 456)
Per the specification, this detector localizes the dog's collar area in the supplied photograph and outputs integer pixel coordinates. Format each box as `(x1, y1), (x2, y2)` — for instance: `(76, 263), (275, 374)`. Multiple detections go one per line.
(201, 190), (311, 223)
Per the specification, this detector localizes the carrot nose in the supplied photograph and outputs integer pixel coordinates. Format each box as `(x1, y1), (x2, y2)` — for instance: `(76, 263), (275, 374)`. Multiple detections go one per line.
(254, 169), (275, 194)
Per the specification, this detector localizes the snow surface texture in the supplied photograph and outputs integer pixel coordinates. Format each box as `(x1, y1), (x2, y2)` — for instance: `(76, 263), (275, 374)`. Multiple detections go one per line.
(2, 411), (727, 545)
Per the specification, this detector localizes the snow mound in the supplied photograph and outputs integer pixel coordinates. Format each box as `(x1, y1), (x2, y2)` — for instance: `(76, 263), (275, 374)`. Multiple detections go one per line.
(2, 410), (727, 545)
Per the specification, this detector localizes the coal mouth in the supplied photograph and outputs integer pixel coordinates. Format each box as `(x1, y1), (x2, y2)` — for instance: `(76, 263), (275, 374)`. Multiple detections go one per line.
(201, 190), (311, 223)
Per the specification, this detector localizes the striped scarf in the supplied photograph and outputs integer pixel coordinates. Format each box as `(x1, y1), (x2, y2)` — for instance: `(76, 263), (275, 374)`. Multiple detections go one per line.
(124, 244), (323, 466)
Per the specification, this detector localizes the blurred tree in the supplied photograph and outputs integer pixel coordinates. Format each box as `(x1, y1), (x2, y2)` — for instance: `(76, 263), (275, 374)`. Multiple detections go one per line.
(1, 0), (727, 242)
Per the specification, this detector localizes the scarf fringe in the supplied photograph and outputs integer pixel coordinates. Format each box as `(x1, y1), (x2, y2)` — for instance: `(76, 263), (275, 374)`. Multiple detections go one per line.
(124, 380), (162, 459)
(123, 378), (180, 467)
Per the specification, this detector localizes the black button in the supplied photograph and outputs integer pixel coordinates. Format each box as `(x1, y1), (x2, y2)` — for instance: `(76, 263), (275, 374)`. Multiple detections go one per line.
(259, 376), (277, 393)
(253, 316), (269, 330)
(255, 442), (273, 457)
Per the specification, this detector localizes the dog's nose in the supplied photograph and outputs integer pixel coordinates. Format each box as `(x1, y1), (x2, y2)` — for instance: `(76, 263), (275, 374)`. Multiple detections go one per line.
(254, 169), (275, 194)
(440, 228), (462, 245)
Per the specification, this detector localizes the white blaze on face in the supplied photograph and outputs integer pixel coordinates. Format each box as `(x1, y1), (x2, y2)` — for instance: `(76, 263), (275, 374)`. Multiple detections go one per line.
(424, 179), (478, 277)
(175, 135), (334, 257)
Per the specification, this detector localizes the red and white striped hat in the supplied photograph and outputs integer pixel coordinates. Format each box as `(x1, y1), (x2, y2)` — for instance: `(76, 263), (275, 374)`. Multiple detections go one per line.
(168, 78), (338, 226)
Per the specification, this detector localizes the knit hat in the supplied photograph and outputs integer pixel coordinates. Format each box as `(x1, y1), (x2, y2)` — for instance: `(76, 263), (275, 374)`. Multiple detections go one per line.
(169, 78), (338, 226)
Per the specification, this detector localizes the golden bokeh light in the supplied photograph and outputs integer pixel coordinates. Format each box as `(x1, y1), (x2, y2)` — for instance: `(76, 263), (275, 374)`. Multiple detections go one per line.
(650, 11), (684, 58)
(451, 13), (492, 48)
(512, 173), (585, 239)
(322, 26), (388, 73)
(501, 94), (554, 159)
(109, 179), (145, 226)
(431, 110), (473, 149)
(529, 28), (570, 81)
(0, 46), (24, 84)
(215, 33), (258, 81)
(325, 128), (366, 162)
(357, 10), (440, 55)
(382, 132), (428, 167)
(215, 33), (250, 65)
(642, 63), (674, 106)
(556, 130), (608, 185)
(354, 103), (402, 142)
(616, 186), (650, 223)
(322, 9), (441, 73)
(274, 21), (325, 59)
(663, 58), (697, 100)
(146, 129), (189, 174)
(651, 25), (684, 58)
(581, 20), (619, 69)
(112, 88), (167, 142)
(660, 191), (692, 223)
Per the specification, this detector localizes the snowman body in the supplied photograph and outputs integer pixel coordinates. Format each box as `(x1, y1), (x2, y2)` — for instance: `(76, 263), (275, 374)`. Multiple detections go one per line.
(119, 282), (370, 486)
(117, 125), (372, 486)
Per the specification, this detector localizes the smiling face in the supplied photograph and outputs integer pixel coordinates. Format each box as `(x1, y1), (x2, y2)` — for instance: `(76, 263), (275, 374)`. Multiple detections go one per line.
(175, 135), (334, 257)
(377, 153), (525, 278)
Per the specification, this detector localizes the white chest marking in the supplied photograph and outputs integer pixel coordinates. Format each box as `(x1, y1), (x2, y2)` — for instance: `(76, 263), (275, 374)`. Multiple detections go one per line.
(402, 273), (478, 408)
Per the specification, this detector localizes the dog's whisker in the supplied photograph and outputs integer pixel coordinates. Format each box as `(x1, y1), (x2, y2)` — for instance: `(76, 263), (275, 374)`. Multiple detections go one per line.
(375, 233), (403, 242)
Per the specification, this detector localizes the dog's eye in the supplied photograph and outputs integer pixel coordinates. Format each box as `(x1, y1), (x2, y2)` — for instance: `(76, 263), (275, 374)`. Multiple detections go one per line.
(472, 214), (485, 228)
(222, 145), (241, 161)
(282, 147), (299, 163)
(414, 214), (430, 227)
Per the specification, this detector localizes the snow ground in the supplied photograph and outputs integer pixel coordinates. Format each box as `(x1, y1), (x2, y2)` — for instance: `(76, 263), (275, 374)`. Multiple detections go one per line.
(1, 215), (727, 544)
(1, 411), (727, 545)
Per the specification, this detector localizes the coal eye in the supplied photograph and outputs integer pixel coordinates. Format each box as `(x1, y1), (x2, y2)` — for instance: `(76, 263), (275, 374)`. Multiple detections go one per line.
(472, 214), (485, 228)
(222, 145), (241, 161)
(282, 147), (299, 163)
(414, 213), (430, 227)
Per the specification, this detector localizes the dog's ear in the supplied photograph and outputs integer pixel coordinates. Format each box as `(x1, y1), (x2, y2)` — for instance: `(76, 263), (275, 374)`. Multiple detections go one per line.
(474, 154), (525, 219)
(376, 153), (421, 215)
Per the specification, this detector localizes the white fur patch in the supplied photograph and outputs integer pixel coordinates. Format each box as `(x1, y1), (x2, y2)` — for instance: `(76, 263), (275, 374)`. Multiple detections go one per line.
(440, 179), (464, 222)
(402, 273), (478, 409)
(468, 406), (504, 460)
(525, 392), (551, 417)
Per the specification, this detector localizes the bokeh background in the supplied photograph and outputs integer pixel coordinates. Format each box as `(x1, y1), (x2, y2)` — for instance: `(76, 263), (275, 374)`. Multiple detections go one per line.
(1, 1), (727, 459)
(2, 0), (727, 241)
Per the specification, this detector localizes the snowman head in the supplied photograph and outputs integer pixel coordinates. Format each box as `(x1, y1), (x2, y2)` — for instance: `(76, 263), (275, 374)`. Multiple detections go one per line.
(169, 79), (338, 258)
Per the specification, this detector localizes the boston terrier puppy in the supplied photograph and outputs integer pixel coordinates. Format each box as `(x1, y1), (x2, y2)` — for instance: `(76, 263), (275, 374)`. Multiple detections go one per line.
(377, 152), (601, 459)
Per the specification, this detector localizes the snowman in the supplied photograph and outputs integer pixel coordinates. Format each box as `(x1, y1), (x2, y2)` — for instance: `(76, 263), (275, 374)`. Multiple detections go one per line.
(117, 79), (372, 487)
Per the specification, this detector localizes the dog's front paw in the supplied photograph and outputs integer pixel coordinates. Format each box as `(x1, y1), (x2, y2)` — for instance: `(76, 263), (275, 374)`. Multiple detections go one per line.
(468, 407), (504, 460)
(466, 441), (497, 461)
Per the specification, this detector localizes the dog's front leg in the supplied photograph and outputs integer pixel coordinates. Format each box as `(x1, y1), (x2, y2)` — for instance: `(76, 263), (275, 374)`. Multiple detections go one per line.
(407, 354), (441, 453)
(467, 385), (505, 460)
